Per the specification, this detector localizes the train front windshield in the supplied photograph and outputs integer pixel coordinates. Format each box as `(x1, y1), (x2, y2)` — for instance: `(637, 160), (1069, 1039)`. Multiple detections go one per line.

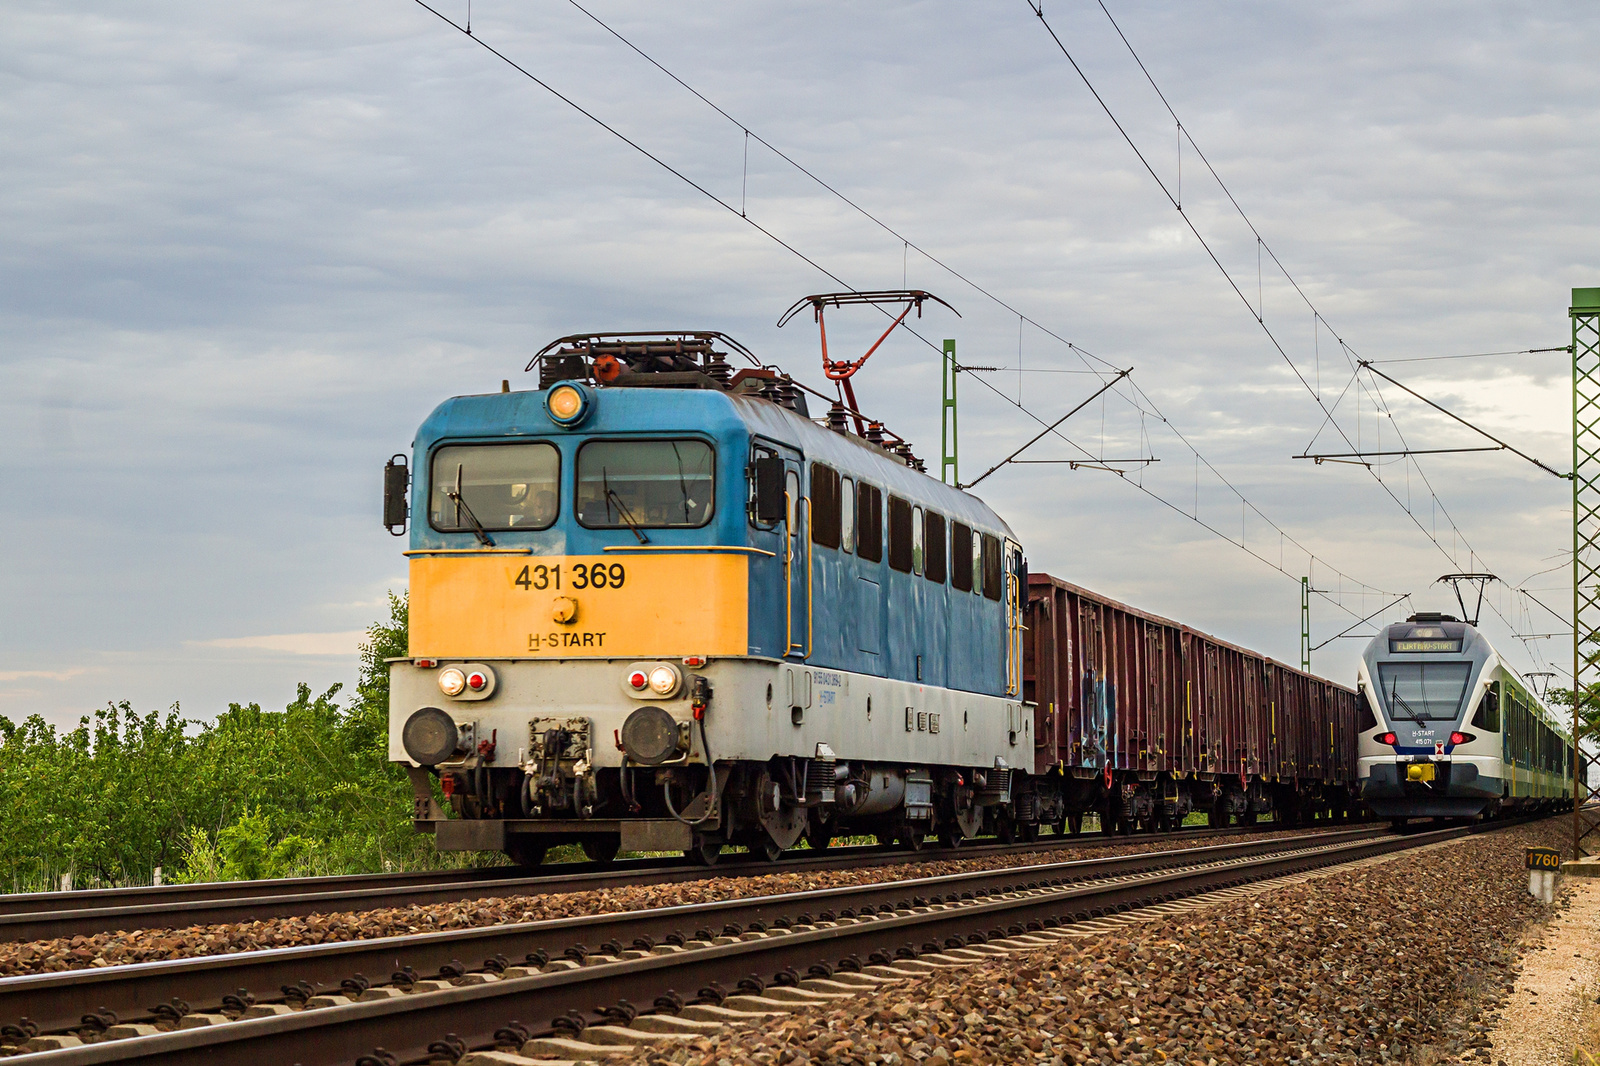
(1376, 661), (1472, 721)
(575, 439), (714, 528)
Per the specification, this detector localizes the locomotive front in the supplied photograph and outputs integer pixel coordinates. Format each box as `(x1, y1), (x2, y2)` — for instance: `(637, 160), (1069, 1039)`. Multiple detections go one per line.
(385, 332), (1031, 865)
(1356, 612), (1574, 821)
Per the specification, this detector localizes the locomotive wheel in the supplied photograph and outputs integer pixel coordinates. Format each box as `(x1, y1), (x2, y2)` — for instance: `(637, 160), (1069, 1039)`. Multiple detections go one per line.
(897, 824), (926, 851)
(504, 839), (547, 867)
(757, 836), (785, 862)
(994, 811), (1018, 845)
(804, 815), (833, 852)
(687, 834), (723, 866)
(938, 825), (964, 849)
(581, 836), (620, 865)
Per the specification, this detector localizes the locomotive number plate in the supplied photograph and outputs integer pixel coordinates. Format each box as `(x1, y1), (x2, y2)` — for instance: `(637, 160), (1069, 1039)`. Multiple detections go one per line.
(1526, 846), (1562, 870)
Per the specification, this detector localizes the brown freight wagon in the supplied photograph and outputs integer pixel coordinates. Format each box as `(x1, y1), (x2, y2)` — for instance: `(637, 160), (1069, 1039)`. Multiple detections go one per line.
(1023, 573), (1361, 834)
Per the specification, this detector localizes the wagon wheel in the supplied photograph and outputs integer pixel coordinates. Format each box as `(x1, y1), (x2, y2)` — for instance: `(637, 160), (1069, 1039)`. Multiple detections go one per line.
(504, 839), (547, 868)
(581, 836), (620, 865)
(1066, 812), (1084, 836)
(686, 834), (723, 866)
(1019, 820), (1040, 844)
(994, 811), (1018, 845)
(804, 814), (833, 852)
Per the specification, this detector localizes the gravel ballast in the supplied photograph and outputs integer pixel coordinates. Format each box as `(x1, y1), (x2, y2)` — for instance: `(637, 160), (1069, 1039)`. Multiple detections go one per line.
(615, 820), (1569, 1065)
(0, 828), (1319, 978)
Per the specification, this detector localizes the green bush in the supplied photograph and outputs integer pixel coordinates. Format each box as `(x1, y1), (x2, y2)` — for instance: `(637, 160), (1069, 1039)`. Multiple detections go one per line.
(0, 592), (485, 891)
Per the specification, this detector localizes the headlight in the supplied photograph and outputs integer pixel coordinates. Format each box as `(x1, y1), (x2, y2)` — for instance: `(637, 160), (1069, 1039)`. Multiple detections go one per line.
(544, 382), (593, 428)
(438, 667), (467, 697)
(648, 664), (680, 696)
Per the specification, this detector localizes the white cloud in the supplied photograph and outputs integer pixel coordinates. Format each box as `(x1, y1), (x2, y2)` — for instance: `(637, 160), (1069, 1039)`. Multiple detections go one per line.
(193, 632), (369, 657)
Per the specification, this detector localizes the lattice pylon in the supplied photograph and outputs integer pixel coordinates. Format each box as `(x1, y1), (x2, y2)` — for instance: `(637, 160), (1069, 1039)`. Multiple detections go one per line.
(1572, 287), (1600, 856)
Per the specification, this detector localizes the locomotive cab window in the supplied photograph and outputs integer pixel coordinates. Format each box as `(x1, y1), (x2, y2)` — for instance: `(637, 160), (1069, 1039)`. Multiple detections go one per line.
(925, 511), (946, 584)
(981, 533), (1003, 601)
(950, 522), (973, 591)
(856, 482), (883, 561)
(430, 442), (560, 533)
(576, 439), (714, 529)
(1374, 661), (1472, 721)
(810, 463), (842, 548)
(888, 495), (914, 573)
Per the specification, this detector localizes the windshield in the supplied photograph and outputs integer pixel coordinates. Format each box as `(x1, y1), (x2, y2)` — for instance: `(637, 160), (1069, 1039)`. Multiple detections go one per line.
(1376, 661), (1473, 722)
(430, 443), (560, 532)
(576, 440), (714, 529)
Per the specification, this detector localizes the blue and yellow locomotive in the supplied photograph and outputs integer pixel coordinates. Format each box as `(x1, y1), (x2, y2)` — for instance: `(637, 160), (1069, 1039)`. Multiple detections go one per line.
(385, 331), (1033, 864)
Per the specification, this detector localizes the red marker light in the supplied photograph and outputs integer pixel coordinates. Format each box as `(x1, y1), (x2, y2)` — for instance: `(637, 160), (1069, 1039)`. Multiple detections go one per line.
(682, 656), (707, 668)
(628, 671), (648, 690)
(466, 671), (488, 691)
(1379, 732), (1397, 746)
(1449, 731), (1467, 746)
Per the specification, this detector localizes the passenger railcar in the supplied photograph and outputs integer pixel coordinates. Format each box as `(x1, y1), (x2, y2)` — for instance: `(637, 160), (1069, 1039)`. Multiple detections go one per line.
(1024, 576), (1361, 833)
(1357, 613), (1579, 821)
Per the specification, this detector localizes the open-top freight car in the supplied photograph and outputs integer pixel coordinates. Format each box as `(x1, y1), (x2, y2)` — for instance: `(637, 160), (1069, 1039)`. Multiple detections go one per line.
(1024, 575), (1362, 834)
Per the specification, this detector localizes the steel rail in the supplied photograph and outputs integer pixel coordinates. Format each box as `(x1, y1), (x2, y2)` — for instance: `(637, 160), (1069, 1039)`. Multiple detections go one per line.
(13, 820), (1493, 1066)
(0, 827), (1388, 1040)
(0, 821), (1357, 941)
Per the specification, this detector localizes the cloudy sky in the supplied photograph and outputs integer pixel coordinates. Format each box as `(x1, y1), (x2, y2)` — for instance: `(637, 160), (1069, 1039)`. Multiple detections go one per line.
(3, 1), (1593, 728)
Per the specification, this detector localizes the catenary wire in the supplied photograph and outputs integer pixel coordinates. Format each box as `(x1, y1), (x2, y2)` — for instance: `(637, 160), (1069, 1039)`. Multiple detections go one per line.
(409, 0), (1408, 631)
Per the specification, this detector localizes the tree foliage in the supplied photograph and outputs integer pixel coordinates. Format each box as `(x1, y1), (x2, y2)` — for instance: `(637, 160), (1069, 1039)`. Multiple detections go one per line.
(0, 592), (466, 890)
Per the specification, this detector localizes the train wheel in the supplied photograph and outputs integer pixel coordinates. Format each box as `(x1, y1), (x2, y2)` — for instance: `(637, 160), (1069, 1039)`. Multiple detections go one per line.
(995, 811), (1018, 845)
(504, 839), (547, 867)
(757, 836), (785, 862)
(687, 834), (723, 866)
(938, 824), (964, 849)
(1020, 821), (1040, 844)
(1051, 818), (1067, 838)
(804, 816), (833, 852)
(898, 824), (927, 851)
(1067, 812), (1084, 836)
(581, 836), (620, 865)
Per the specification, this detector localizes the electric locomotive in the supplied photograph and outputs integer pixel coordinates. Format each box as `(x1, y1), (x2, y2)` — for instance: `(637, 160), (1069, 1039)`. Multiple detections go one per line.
(383, 328), (1033, 865)
(1356, 612), (1577, 821)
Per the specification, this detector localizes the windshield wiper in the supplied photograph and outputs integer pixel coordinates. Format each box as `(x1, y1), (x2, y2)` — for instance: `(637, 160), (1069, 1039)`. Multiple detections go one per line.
(602, 468), (649, 544)
(1389, 678), (1426, 725)
(447, 464), (495, 547)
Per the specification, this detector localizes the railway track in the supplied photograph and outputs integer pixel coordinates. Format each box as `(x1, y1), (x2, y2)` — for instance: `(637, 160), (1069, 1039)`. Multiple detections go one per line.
(0, 819), (1368, 943)
(0, 823), (1426, 1060)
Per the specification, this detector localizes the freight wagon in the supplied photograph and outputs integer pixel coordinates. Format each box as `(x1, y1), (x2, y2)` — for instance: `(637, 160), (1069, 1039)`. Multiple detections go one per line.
(1023, 575), (1362, 834)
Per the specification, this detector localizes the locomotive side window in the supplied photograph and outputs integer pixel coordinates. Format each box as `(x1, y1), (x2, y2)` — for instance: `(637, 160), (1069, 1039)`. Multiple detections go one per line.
(1471, 679), (1501, 732)
(925, 512), (947, 584)
(856, 483), (883, 561)
(887, 495), (913, 572)
(576, 439), (714, 529)
(981, 533), (1002, 600)
(810, 463), (842, 548)
(911, 506), (925, 575)
(840, 477), (854, 553)
(950, 522), (973, 591)
(972, 531), (984, 596)
(430, 442), (560, 533)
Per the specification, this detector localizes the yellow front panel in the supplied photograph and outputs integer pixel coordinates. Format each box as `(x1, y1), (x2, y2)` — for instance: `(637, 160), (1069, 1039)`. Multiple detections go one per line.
(410, 553), (749, 659)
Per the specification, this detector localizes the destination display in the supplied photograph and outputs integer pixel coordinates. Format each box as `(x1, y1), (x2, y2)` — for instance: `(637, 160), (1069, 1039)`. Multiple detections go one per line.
(1390, 639), (1463, 653)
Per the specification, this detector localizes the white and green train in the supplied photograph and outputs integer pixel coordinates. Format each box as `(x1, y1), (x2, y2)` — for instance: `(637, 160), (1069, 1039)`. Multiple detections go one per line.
(1356, 612), (1580, 821)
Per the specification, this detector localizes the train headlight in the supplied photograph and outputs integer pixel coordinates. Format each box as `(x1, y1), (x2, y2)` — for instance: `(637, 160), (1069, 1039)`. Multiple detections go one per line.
(438, 667), (467, 697)
(402, 707), (462, 766)
(621, 705), (683, 765)
(648, 664), (680, 696)
(544, 382), (593, 428)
